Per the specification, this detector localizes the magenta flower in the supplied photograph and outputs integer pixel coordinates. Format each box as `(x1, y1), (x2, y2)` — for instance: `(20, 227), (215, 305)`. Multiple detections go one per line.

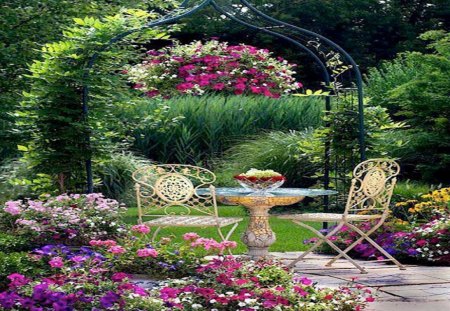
(49, 257), (64, 268)
(108, 245), (126, 255)
(136, 248), (158, 258)
(7, 274), (30, 288)
(131, 224), (151, 234)
(111, 272), (130, 282)
(183, 232), (200, 241)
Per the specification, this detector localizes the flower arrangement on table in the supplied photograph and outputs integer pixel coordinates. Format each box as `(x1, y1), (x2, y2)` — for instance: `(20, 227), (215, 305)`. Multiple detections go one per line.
(125, 39), (303, 98)
(234, 169), (286, 193)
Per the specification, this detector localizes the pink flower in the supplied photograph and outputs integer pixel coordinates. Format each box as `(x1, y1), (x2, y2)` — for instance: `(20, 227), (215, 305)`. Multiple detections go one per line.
(300, 277), (313, 286)
(49, 257), (64, 268)
(416, 239), (428, 247)
(131, 224), (151, 234)
(136, 248), (158, 258)
(212, 83), (225, 90)
(89, 239), (117, 247)
(220, 240), (237, 249)
(366, 296), (375, 302)
(176, 82), (194, 92)
(183, 232), (200, 241)
(111, 272), (130, 282)
(293, 286), (308, 297)
(250, 86), (261, 94)
(7, 273), (30, 287)
(108, 245), (126, 255)
(4, 201), (22, 215)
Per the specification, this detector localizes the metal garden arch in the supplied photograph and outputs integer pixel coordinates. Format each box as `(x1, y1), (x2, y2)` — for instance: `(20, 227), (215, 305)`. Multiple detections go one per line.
(82, 0), (366, 211)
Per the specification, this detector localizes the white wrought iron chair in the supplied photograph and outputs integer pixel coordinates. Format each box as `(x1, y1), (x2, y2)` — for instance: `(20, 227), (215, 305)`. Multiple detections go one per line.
(133, 164), (242, 242)
(279, 159), (406, 273)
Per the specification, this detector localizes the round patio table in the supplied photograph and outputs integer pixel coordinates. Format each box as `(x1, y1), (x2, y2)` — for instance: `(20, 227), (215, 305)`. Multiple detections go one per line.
(212, 188), (337, 258)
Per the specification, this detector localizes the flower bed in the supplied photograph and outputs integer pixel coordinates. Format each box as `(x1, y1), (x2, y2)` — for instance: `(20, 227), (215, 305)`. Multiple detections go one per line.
(126, 39), (303, 98)
(0, 256), (374, 311)
(305, 188), (450, 265)
(1, 193), (126, 246)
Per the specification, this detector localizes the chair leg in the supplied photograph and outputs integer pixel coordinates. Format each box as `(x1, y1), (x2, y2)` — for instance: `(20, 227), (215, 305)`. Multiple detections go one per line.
(217, 223), (240, 255)
(324, 220), (381, 267)
(151, 227), (162, 243)
(290, 220), (367, 273)
(348, 223), (406, 270)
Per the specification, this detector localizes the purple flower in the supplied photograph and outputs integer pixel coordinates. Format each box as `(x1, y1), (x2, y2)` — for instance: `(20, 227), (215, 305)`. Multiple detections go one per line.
(100, 291), (120, 308)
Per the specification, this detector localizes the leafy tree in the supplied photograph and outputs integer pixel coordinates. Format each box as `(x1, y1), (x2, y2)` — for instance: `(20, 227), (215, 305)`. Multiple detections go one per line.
(16, 7), (177, 193)
(0, 0), (178, 163)
(365, 30), (450, 182)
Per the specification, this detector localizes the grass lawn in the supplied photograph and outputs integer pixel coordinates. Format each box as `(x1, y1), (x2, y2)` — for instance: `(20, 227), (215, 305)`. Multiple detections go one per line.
(122, 206), (321, 253)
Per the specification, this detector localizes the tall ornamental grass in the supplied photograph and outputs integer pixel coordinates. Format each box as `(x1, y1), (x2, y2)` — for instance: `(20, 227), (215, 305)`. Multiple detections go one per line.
(128, 95), (324, 165)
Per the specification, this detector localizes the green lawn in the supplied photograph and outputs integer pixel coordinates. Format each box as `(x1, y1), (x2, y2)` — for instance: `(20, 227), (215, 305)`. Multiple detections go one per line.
(122, 206), (321, 253)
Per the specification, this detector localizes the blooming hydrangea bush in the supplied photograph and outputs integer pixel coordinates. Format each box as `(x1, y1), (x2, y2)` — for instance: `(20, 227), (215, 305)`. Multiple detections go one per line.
(126, 39), (303, 98)
(0, 193), (126, 246)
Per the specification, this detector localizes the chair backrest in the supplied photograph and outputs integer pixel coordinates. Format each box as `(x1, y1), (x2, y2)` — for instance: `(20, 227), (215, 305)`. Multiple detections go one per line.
(344, 159), (400, 215)
(132, 164), (217, 220)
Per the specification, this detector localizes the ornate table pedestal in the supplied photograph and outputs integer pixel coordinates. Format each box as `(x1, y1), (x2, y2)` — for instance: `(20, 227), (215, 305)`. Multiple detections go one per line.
(216, 193), (305, 258)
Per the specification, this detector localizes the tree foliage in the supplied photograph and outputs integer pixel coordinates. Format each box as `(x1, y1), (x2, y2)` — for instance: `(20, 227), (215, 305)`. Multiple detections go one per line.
(16, 7), (177, 193)
(366, 30), (450, 182)
(0, 0), (178, 163)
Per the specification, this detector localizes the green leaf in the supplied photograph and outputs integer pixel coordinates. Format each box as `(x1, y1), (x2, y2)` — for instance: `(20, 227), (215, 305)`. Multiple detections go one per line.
(17, 145), (28, 152)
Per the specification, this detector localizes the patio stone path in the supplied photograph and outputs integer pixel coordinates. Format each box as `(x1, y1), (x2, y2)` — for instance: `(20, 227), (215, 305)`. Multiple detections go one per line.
(271, 252), (450, 311)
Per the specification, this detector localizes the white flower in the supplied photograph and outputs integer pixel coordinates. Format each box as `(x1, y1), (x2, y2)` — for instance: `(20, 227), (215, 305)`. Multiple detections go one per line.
(192, 304), (203, 309)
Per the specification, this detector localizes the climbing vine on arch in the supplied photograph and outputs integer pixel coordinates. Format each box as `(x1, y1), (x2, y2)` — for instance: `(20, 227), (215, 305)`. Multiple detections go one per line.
(17, 7), (178, 193)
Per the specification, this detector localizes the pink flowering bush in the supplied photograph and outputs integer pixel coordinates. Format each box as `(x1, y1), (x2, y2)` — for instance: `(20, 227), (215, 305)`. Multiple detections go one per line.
(126, 39), (303, 98)
(0, 256), (374, 310)
(90, 229), (238, 279)
(152, 257), (374, 310)
(405, 215), (450, 264)
(0, 193), (126, 246)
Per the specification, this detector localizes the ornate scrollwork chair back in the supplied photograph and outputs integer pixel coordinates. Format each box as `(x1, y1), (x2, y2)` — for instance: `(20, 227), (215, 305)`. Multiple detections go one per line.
(344, 159), (400, 217)
(132, 164), (242, 244)
(132, 164), (217, 221)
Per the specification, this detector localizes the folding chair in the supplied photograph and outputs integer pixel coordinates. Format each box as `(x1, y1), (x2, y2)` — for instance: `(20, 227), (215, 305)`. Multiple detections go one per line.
(132, 164), (242, 244)
(279, 158), (406, 273)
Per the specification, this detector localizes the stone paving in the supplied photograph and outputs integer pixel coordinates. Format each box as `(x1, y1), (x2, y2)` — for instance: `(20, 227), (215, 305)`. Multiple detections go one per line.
(271, 252), (450, 311)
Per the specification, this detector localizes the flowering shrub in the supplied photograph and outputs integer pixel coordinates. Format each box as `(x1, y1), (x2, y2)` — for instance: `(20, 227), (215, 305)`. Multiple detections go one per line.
(152, 257), (374, 310)
(304, 221), (410, 261)
(90, 229), (238, 279)
(126, 40), (303, 98)
(0, 193), (126, 246)
(0, 271), (163, 310)
(393, 187), (450, 222)
(405, 215), (450, 264)
(0, 256), (374, 310)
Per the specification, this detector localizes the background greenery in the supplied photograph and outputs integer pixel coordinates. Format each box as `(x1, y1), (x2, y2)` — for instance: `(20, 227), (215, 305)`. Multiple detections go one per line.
(0, 1), (448, 205)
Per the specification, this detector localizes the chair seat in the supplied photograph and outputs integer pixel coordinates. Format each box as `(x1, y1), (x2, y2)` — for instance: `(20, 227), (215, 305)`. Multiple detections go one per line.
(143, 216), (243, 227)
(278, 213), (382, 222)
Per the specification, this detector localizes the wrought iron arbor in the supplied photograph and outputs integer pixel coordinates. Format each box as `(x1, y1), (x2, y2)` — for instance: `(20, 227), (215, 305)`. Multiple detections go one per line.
(82, 0), (366, 210)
